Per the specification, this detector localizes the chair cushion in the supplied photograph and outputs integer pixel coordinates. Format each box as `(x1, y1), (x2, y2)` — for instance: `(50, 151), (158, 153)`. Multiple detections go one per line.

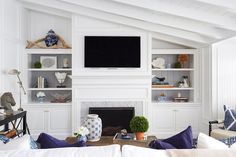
(211, 128), (236, 140)
(36, 133), (86, 149)
(149, 126), (193, 149)
(224, 105), (236, 131)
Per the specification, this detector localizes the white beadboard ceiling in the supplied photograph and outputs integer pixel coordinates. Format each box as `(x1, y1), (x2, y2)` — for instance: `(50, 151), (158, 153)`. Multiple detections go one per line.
(18, 0), (236, 48)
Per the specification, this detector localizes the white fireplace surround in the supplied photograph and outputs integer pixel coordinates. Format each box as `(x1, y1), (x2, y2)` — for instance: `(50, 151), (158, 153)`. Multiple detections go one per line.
(71, 75), (151, 132)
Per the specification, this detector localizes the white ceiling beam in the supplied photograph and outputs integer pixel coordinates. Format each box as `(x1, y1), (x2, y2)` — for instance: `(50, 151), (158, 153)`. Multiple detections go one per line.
(22, 2), (71, 18)
(19, 0), (210, 45)
(151, 33), (206, 48)
(193, 0), (236, 11)
(58, 0), (224, 39)
(58, 0), (220, 41)
(110, 0), (236, 32)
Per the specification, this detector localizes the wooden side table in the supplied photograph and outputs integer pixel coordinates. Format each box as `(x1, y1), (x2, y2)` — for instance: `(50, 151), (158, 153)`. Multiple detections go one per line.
(0, 111), (30, 137)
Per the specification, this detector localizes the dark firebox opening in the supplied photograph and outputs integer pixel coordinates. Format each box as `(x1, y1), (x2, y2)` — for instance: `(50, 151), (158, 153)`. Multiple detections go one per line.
(89, 107), (135, 136)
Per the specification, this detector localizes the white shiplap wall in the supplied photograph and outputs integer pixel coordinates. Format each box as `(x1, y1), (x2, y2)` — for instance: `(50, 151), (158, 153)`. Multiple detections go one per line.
(212, 37), (236, 119)
(0, 0), (22, 109)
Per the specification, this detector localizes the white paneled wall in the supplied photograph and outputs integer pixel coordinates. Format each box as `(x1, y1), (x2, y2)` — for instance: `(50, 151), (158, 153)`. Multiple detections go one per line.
(212, 37), (236, 119)
(0, 0), (22, 109)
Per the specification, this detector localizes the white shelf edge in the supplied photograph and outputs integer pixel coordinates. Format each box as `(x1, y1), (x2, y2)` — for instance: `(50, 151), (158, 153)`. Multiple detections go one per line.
(151, 102), (201, 106)
(23, 102), (72, 106)
(27, 88), (72, 91)
(26, 49), (72, 54)
(152, 49), (197, 54)
(28, 68), (72, 71)
(152, 68), (194, 71)
(152, 88), (194, 90)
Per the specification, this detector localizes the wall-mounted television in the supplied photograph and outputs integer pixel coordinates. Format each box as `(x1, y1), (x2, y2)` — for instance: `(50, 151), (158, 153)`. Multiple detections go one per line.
(84, 36), (141, 68)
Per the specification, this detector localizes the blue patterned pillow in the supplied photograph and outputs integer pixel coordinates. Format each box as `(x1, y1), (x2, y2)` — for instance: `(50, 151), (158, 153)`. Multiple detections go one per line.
(224, 105), (236, 131)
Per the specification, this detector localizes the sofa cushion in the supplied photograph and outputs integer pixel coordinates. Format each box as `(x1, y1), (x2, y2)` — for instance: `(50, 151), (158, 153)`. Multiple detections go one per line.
(36, 133), (86, 149)
(0, 145), (121, 157)
(224, 105), (236, 131)
(149, 126), (193, 149)
(197, 133), (228, 149)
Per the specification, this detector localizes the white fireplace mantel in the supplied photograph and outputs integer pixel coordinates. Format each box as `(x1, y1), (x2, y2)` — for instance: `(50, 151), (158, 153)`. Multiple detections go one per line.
(71, 74), (151, 132)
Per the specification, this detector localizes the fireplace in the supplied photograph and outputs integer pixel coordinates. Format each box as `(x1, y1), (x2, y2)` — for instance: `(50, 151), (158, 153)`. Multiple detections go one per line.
(89, 107), (135, 136)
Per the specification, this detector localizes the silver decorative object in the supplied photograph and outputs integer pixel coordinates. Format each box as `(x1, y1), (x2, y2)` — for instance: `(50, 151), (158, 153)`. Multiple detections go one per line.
(55, 72), (67, 88)
(8, 69), (26, 111)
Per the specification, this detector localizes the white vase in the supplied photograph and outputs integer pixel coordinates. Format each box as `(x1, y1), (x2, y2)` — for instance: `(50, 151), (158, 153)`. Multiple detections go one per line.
(83, 114), (102, 142)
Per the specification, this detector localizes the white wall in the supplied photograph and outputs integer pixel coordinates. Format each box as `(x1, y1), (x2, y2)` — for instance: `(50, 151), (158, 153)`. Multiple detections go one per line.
(212, 37), (236, 119)
(0, 0), (23, 109)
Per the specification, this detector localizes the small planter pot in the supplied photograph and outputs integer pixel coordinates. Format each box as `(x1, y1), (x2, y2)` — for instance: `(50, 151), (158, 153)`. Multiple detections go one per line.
(135, 132), (145, 140)
(83, 114), (102, 142)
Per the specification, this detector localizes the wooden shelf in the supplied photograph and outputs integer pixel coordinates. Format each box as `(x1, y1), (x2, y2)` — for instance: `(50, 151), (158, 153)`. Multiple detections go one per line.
(26, 49), (72, 54)
(152, 87), (194, 90)
(28, 68), (72, 71)
(27, 88), (72, 91)
(152, 68), (194, 71)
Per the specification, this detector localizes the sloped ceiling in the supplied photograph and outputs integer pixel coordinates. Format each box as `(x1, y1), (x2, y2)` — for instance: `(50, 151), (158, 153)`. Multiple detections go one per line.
(19, 0), (236, 48)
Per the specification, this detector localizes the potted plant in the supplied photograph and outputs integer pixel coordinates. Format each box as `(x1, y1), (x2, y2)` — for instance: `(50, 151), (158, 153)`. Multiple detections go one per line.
(129, 116), (149, 140)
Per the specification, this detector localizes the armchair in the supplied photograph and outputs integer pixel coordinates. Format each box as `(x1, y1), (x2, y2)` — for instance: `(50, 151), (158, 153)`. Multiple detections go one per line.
(209, 120), (236, 140)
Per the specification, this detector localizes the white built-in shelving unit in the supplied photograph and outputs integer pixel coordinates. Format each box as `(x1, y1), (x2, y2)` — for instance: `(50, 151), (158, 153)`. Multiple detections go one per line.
(26, 49), (72, 104)
(151, 49), (199, 104)
(150, 48), (201, 138)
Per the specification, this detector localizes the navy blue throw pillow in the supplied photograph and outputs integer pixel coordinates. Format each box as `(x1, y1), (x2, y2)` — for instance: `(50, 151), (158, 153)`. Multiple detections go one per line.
(224, 105), (236, 131)
(149, 140), (176, 149)
(149, 126), (193, 149)
(36, 133), (86, 149)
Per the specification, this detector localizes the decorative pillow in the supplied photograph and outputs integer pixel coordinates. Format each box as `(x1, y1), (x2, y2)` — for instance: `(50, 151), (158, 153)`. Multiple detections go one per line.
(36, 133), (86, 149)
(224, 105), (236, 131)
(149, 139), (176, 149)
(197, 133), (228, 149)
(149, 126), (193, 149)
(0, 134), (32, 150)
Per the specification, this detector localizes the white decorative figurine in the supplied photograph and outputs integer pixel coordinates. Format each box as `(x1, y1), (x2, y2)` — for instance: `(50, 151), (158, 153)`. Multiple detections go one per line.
(55, 72), (67, 88)
(152, 58), (165, 69)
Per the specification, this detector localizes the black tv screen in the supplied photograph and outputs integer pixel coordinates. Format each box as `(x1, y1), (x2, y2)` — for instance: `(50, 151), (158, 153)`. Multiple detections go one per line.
(84, 36), (140, 68)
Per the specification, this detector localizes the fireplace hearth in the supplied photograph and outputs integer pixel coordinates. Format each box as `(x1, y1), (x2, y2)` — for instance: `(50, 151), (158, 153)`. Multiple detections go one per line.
(89, 107), (135, 136)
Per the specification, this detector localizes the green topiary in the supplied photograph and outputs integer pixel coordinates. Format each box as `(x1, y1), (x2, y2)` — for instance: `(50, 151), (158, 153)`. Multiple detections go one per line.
(174, 62), (182, 68)
(129, 116), (149, 133)
(34, 61), (42, 68)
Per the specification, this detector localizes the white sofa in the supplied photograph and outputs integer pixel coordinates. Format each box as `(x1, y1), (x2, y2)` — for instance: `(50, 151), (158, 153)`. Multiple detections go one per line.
(1, 145), (236, 157)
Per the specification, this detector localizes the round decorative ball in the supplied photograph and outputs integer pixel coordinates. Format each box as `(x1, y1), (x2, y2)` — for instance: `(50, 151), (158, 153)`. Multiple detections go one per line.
(83, 114), (102, 142)
(44, 29), (59, 47)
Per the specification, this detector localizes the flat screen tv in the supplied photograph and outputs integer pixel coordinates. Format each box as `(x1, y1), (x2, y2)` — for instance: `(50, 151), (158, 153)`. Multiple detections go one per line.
(84, 36), (140, 68)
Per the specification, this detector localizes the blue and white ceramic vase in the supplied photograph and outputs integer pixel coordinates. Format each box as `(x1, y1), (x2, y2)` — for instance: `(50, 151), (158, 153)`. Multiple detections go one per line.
(44, 29), (58, 47)
(84, 114), (102, 142)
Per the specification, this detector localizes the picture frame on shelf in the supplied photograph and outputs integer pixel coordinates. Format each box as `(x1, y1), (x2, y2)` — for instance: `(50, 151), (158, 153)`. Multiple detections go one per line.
(40, 56), (57, 69)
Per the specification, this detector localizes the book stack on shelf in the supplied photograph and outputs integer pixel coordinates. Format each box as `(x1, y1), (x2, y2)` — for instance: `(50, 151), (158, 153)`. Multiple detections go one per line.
(37, 76), (46, 88)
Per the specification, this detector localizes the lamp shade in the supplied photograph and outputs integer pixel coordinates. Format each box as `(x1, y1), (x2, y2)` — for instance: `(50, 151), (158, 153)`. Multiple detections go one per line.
(8, 69), (20, 75)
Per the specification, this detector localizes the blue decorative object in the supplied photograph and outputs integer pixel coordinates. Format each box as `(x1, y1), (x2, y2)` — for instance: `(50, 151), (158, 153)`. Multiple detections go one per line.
(224, 105), (236, 131)
(149, 126), (193, 149)
(44, 29), (59, 47)
(0, 135), (9, 144)
(77, 135), (87, 143)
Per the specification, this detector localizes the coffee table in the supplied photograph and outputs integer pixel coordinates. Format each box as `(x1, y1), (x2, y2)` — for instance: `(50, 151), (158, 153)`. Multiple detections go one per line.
(66, 135), (157, 148)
